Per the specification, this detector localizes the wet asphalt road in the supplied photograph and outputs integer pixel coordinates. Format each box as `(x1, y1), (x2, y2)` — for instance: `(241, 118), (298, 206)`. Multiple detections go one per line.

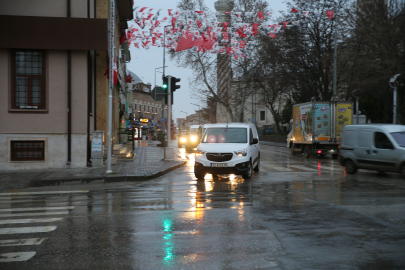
(1, 145), (405, 269)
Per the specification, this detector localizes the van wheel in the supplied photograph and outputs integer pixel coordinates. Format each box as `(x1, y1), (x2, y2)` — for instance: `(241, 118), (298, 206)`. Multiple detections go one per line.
(194, 168), (205, 180)
(345, 160), (357, 174)
(242, 162), (253, 180)
(400, 164), (405, 178)
(332, 154), (338, 159)
(254, 158), (260, 172)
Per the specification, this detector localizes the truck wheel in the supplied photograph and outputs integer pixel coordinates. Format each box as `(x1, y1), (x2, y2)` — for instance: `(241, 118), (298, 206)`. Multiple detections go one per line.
(291, 144), (296, 156)
(345, 160), (357, 174)
(304, 145), (311, 158)
(332, 154), (338, 159)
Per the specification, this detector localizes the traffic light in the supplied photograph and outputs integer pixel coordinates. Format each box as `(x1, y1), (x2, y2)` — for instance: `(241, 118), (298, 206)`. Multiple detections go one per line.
(162, 76), (168, 89)
(170, 77), (180, 104)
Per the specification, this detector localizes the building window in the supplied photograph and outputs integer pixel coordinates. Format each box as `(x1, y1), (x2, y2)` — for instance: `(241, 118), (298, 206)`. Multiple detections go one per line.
(11, 141), (45, 161)
(11, 50), (46, 110)
(134, 104), (137, 110)
(259, 110), (266, 122)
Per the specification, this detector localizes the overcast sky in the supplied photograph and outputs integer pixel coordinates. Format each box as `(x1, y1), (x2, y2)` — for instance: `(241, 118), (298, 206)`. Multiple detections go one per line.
(127, 0), (287, 121)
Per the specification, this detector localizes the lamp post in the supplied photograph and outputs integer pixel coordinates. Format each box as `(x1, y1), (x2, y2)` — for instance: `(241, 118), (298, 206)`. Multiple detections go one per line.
(250, 70), (254, 123)
(191, 103), (202, 124)
(389, 74), (401, 124)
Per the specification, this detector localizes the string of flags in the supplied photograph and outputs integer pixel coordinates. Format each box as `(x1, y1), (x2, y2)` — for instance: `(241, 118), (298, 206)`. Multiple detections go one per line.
(124, 6), (336, 60)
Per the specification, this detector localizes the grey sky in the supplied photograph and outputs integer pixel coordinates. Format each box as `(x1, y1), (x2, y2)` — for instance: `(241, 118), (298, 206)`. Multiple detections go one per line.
(127, 0), (287, 121)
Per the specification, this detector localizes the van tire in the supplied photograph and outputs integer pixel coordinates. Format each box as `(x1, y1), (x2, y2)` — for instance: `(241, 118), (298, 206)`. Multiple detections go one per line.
(242, 162), (253, 180)
(254, 158), (260, 172)
(400, 163), (405, 178)
(345, 160), (357, 174)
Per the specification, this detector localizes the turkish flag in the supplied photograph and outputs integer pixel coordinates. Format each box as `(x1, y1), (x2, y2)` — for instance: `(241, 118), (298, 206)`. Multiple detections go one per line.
(223, 22), (229, 32)
(176, 34), (214, 52)
(326, 10), (335, 19)
(104, 57), (118, 85)
(252, 23), (259, 36)
(291, 7), (298, 13)
(257, 12), (264, 21)
(125, 73), (132, 83)
(282, 21), (288, 28)
(120, 30), (127, 45)
(139, 7), (147, 12)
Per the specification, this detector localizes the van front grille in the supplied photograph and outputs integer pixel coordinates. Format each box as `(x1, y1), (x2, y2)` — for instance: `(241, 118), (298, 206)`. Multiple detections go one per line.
(206, 153), (233, 162)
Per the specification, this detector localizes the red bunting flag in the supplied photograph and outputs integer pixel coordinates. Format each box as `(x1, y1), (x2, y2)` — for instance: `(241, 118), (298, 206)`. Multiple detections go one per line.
(257, 12), (264, 21)
(225, 11), (232, 14)
(195, 11), (204, 15)
(171, 17), (177, 28)
(252, 23), (259, 36)
(291, 7), (298, 13)
(269, 33), (276, 38)
(176, 34), (214, 52)
(239, 40), (246, 49)
(139, 7), (147, 12)
(104, 57), (118, 85)
(282, 21), (288, 28)
(197, 20), (202, 29)
(326, 10), (335, 19)
(119, 30), (127, 45)
(223, 22), (229, 31)
(168, 9), (173, 16)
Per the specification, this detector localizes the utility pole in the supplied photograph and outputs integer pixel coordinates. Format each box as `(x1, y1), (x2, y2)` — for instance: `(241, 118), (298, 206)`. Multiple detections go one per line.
(389, 74), (401, 124)
(106, 0), (115, 174)
(250, 70), (254, 123)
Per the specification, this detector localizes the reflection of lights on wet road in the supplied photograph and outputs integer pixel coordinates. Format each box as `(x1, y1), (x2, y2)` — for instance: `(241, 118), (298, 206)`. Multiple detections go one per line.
(229, 174), (235, 181)
(180, 148), (186, 159)
(204, 180), (213, 192)
(318, 161), (322, 175)
(238, 201), (244, 221)
(162, 218), (174, 265)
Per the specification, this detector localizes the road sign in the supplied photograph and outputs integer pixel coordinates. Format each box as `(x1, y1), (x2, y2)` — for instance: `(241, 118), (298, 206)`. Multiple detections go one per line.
(161, 118), (166, 122)
(251, 118), (255, 122)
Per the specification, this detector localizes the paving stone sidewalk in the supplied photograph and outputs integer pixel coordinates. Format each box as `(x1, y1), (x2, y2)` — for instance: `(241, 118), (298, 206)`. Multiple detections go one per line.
(0, 140), (187, 191)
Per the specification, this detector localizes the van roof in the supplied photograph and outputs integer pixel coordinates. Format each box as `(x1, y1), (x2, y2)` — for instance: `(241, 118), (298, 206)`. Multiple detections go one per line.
(344, 124), (405, 133)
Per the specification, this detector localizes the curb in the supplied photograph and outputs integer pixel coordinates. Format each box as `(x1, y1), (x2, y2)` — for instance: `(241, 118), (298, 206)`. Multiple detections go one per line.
(30, 160), (188, 187)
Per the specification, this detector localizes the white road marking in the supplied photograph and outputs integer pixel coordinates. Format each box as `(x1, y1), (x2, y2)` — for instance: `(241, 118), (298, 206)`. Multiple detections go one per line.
(0, 206), (74, 212)
(0, 211), (69, 218)
(0, 238), (45, 247)
(0, 226), (57, 234)
(265, 165), (293, 172)
(289, 165), (318, 171)
(0, 251), (36, 262)
(0, 218), (62, 225)
(0, 190), (88, 196)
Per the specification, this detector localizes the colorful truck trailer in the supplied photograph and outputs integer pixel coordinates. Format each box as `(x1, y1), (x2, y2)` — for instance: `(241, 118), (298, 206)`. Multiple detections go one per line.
(287, 101), (353, 158)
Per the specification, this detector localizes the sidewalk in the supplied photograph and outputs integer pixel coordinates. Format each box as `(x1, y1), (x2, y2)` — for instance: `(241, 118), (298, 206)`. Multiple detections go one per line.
(0, 140), (186, 191)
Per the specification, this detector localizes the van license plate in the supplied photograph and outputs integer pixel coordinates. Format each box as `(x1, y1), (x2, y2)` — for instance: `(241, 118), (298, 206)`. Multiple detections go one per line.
(211, 163), (228, 167)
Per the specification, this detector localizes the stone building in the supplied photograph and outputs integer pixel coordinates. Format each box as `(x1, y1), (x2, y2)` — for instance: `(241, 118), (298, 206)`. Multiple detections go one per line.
(0, 0), (132, 170)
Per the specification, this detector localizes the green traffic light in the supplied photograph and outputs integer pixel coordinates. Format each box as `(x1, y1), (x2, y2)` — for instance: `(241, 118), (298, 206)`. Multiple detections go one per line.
(162, 84), (167, 89)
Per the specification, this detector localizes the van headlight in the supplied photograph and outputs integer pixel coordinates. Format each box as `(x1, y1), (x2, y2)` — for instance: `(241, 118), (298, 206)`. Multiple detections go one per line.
(234, 149), (247, 157)
(195, 149), (205, 157)
(180, 137), (187, 142)
(191, 136), (197, 142)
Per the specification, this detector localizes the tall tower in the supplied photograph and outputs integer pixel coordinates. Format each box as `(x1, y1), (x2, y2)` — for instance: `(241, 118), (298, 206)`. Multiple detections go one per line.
(215, 0), (233, 122)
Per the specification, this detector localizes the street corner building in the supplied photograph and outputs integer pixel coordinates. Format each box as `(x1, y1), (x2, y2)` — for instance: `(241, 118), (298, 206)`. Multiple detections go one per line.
(0, 0), (133, 170)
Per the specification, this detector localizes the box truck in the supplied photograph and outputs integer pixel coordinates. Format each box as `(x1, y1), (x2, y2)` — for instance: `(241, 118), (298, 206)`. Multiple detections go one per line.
(287, 101), (353, 158)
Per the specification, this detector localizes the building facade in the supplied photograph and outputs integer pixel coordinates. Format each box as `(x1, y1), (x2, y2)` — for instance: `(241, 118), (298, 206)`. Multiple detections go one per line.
(0, 0), (132, 170)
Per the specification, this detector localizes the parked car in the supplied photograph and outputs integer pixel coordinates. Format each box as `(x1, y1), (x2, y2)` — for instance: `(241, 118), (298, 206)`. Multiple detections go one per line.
(339, 124), (405, 177)
(194, 123), (260, 180)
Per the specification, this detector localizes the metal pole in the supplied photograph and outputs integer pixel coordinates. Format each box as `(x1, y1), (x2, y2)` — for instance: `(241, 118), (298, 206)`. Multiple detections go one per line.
(333, 30), (337, 101)
(356, 99), (359, 124)
(106, 0), (115, 174)
(168, 76), (172, 148)
(393, 83), (397, 124)
(251, 72), (254, 122)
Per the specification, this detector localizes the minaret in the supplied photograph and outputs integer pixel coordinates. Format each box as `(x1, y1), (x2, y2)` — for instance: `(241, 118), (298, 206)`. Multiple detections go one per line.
(215, 0), (233, 122)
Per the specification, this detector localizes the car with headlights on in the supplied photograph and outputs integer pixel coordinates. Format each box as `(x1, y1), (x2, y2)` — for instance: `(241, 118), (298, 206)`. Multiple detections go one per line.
(194, 123), (260, 180)
(178, 130), (189, 148)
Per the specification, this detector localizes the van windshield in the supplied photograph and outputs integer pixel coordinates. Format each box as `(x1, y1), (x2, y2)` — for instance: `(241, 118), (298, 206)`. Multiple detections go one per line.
(190, 128), (198, 135)
(202, 128), (247, 143)
(391, 132), (405, 147)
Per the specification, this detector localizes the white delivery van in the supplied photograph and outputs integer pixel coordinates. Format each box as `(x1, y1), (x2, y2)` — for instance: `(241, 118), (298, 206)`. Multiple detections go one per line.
(194, 123), (260, 180)
(339, 124), (405, 177)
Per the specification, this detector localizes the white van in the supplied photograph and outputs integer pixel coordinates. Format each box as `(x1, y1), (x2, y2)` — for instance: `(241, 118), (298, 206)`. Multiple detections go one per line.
(194, 123), (260, 180)
(339, 124), (405, 177)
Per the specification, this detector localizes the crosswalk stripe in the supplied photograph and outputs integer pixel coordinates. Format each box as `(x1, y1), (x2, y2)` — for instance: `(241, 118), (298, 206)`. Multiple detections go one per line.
(0, 218), (62, 225)
(0, 238), (45, 247)
(0, 206), (74, 212)
(0, 190), (89, 196)
(0, 226), (57, 234)
(0, 211), (69, 218)
(0, 251), (36, 262)
(265, 165), (293, 172)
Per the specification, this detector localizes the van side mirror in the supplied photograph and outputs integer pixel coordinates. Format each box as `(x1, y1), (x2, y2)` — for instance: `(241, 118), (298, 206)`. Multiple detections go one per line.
(251, 138), (259, 145)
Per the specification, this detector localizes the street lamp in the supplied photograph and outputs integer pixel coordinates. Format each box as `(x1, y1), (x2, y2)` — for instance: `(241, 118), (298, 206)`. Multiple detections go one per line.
(389, 74), (401, 124)
(191, 103), (202, 124)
